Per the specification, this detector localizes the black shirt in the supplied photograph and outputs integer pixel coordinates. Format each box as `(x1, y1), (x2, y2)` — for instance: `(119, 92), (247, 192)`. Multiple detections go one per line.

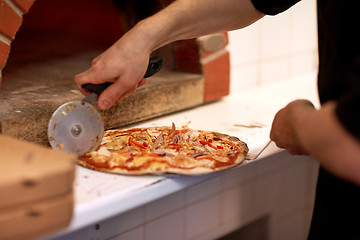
(251, 0), (360, 140)
(250, 0), (360, 239)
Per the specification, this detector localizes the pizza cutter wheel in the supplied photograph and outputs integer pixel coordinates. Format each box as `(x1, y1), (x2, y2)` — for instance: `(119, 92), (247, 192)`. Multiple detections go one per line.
(48, 101), (104, 155)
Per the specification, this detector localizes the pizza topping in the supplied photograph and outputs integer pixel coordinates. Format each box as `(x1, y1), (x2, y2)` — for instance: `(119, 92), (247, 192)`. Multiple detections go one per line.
(171, 134), (180, 144)
(129, 136), (146, 149)
(98, 146), (111, 156)
(152, 133), (164, 149)
(144, 130), (153, 146)
(190, 152), (205, 158)
(153, 150), (166, 156)
(170, 122), (176, 135)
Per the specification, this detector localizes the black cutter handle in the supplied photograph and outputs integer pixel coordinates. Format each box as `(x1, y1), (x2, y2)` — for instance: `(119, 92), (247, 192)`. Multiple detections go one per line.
(82, 56), (163, 95)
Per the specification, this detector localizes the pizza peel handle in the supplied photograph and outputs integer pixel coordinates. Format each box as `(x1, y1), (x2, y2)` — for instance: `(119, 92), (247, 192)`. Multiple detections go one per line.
(81, 56), (163, 95)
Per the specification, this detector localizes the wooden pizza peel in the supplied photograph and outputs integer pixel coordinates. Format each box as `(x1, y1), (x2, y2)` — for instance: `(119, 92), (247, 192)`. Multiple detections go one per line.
(245, 138), (272, 160)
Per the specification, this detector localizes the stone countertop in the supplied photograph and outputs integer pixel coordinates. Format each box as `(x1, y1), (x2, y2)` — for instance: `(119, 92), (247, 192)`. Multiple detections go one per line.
(43, 72), (319, 239)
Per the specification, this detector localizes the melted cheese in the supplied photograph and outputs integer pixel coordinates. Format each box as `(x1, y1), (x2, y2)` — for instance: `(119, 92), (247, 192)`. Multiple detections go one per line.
(98, 146), (111, 157)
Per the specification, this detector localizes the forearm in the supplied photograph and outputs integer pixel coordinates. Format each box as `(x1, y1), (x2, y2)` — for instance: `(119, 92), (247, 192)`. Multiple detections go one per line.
(292, 101), (360, 185)
(134, 0), (264, 52)
(74, 0), (264, 110)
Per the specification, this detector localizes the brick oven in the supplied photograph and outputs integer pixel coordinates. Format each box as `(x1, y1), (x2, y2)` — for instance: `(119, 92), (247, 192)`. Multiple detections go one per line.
(0, 0), (230, 146)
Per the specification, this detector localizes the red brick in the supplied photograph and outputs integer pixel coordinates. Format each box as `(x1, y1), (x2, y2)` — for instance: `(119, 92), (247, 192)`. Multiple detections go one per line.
(0, 38), (10, 67)
(203, 51), (230, 102)
(0, 0), (23, 39)
(173, 39), (202, 74)
(12, 0), (35, 13)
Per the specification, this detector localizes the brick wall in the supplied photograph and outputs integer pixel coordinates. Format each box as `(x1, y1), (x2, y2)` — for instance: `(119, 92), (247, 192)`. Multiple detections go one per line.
(0, 0), (34, 68)
(2, 0), (125, 69)
(172, 33), (231, 102)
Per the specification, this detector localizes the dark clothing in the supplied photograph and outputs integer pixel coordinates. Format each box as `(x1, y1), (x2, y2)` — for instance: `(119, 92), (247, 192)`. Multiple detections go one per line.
(250, 0), (300, 16)
(250, 0), (360, 239)
(309, 169), (360, 240)
(317, 0), (360, 140)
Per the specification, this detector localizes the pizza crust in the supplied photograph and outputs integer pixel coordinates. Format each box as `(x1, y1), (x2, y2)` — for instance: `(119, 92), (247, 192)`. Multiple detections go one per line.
(77, 152), (247, 176)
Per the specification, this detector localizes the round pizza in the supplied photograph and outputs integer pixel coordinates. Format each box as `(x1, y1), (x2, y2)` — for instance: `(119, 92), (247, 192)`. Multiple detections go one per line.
(77, 123), (249, 175)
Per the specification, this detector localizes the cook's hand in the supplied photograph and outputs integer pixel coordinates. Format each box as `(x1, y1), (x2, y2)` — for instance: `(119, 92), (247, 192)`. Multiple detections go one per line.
(270, 99), (315, 155)
(74, 34), (151, 110)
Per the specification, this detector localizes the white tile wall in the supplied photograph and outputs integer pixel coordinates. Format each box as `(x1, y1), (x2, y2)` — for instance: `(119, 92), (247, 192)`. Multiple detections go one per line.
(185, 175), (221, 204)
(221, 181), (255, 226)
(92, 206), (144, 240)
(145, 210), (185, 240)
(229, 0), (318, 93)
(144, 190), (185, 221)
(110, 227), (143, 240)
(186, 195), (221, 239)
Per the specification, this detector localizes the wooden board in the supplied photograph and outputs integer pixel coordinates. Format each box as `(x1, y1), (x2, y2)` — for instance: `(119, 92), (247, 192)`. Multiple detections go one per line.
(0, 134), (75, 209)
(0, 134), (75, 240)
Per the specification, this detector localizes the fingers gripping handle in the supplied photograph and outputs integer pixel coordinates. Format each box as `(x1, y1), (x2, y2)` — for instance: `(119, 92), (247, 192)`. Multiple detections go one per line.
(82, 56), (163, 95)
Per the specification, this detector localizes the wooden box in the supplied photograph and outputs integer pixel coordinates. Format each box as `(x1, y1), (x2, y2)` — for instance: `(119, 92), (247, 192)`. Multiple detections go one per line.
(0, 135), (75, 240)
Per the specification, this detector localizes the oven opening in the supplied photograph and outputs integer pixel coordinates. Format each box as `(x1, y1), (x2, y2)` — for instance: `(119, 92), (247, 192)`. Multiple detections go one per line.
(0, 0), (228, 146)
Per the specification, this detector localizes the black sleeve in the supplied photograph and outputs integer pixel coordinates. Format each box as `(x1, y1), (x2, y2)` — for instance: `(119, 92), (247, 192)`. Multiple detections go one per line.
(317, 0), (360, 141)
(336, 75), (360, 140)
(250, 0), (301, 15)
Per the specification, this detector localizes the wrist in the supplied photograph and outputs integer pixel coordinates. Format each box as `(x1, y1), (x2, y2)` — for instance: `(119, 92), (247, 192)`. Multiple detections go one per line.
(134, 13), (177, 52)
(288, 100), (316, 152)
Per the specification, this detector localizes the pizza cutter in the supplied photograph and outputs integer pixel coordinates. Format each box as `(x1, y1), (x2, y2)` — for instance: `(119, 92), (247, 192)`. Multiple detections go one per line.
(48, 56), (163, 155)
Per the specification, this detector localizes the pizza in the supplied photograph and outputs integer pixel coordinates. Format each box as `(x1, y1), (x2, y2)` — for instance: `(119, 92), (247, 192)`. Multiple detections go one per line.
(77, 123), (249, 175)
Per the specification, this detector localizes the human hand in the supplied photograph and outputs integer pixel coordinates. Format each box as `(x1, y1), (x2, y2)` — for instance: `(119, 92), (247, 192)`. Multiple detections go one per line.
(270, 99), (315, 155)
(74, 29), (154, 110)
(78, 56), (163, 106)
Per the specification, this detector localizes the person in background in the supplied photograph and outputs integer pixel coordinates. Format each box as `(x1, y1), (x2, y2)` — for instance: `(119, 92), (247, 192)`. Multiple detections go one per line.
(74, 0), (360, 239)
